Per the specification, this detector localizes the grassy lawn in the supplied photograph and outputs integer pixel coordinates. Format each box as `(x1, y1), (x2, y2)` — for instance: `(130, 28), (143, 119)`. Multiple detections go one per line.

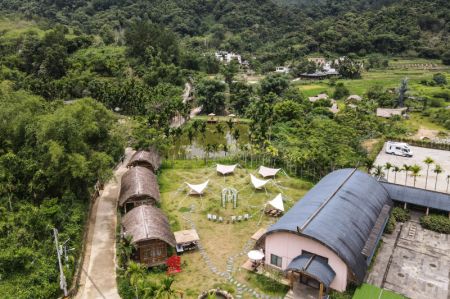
(404, 111), (449, 132)
(156, 161), (312, 297)
(353, 284), (406, 299)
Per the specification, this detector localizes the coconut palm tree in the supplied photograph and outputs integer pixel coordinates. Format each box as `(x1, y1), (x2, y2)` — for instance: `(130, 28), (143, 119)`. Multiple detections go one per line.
(433, 164), (443, 191)
(373, 165), (385, 178)
(423, 157), (434, 189)
(384, 162), (393, 181)
(392, 166), (401, 184)
(402, 164), (412, 186)
(410, 164), (422, 187)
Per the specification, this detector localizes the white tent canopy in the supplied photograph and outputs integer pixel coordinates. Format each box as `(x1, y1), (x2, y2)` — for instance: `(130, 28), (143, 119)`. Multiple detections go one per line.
(266, 193), (284, 212)
(250, 174), (270, 189)
(217, 164), (238, 175)
(258, 166), (281, 178)
(186, 180), (209, 195)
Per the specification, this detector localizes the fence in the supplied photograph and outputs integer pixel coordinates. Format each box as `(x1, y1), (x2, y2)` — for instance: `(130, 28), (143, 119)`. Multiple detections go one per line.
(386, 136), (450, 151)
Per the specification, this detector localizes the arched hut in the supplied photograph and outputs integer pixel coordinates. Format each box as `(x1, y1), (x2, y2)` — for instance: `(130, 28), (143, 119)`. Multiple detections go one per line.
(122, 205), (176, 267)
(127, 149), (161, 173)
(119, 166), (160, 212)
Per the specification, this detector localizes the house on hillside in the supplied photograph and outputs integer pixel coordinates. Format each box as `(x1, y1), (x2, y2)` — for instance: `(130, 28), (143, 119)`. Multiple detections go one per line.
(119, 166), (160, 212)
(275, 66), (290, 74)
(376, 107), (407, 118)
(215, 51), (242, 64)
(308, 93), (329, 103)
(122, 205), (176, 267)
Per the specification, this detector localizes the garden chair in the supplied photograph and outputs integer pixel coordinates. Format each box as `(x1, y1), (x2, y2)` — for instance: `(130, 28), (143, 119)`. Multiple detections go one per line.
(218, 217), (223, 222)
(231, 216), (236, 223)
(212, 215), (217, 221)
(207, 214), (212, 220)
(237, 216), (242, 222)
(244, 214), (249, 220)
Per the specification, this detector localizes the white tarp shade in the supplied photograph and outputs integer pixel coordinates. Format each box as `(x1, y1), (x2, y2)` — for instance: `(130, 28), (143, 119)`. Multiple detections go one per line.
(258, 166), (281, 178)
(217, 164), (237, 175)
(266, 193), (284, 212)
(248, 250), (265, 261)
(250, 174), (270, 189)
(186, 180), (209, 195)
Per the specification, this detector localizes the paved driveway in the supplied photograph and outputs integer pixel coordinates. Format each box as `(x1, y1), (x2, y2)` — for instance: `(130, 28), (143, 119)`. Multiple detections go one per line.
(76, 148), (135, 299)
(367, 217), (450, 299)
(374, 143), (450, 193)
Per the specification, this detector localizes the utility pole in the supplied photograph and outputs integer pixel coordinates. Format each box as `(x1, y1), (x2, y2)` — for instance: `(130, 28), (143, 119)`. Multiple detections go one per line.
(53, 228), (68, 297)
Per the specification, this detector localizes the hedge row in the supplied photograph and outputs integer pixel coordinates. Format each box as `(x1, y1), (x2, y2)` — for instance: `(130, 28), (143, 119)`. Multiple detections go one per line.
(420, 214), (450, 234)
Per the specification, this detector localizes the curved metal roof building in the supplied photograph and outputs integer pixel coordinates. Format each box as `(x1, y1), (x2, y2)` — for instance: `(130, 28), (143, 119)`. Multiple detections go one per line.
(265, 168), (392, 283)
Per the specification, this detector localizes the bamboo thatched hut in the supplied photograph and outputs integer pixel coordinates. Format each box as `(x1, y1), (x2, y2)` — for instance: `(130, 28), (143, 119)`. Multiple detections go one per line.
(119, 166), (160, 212)
(127, 149), (161, 173)
(122, 205), (176, 267)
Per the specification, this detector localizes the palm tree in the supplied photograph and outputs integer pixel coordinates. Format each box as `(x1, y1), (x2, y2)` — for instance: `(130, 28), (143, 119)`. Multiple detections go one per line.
(125, 261), (146, 298)
(423, 157), (434, 189)
(373, 165), (385, 178)
(410, 164), (422, 187)
(402, 164), (412, 186)
(226, 118), (234, 130)
(433, 164), (443, 191)
(365, 159), (374, 173)
(154, 277), (178, 299)
(118, 235), (135, 265)
(215, 123), (224, 135)
(384, 162), (393, 181)
(392, 166), (401, 184)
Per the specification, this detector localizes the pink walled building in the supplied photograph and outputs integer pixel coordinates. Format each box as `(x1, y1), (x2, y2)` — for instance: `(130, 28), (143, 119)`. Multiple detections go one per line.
(265, 232), (348, 291)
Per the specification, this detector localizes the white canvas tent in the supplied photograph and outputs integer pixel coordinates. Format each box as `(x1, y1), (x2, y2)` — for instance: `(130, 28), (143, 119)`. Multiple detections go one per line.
(186, 180), (209, 195)
(265, 193), (284, 212)
(250, 174), (270, 190)
(258, 166), (281, 178)
(217, 164), (238, 175)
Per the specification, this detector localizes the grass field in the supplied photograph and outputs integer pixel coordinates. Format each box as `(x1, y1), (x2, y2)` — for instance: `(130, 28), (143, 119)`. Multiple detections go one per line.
(156, 161), (312, 297)
(353, 284), (406, 299)
(296, 67), (450, 98)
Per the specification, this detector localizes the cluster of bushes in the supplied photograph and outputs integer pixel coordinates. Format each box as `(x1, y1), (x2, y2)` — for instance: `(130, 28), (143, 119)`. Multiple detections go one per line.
(385, 207), (410, 234)
(419, 73), (448, 86)
(420, 214), (450, 234)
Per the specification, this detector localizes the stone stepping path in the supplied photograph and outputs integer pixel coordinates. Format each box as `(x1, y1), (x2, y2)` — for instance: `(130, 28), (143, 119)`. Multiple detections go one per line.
(182, 205), (282, 299)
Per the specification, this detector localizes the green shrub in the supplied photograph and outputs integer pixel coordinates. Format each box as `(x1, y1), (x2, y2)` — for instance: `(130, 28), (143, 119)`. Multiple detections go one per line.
(384, 214), (397, 234)
(420, 214), (450, 234)
(392, 207), (410, 222)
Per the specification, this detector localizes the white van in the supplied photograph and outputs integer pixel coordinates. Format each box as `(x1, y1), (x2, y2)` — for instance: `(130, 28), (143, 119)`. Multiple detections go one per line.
(385, 141), (413, 157)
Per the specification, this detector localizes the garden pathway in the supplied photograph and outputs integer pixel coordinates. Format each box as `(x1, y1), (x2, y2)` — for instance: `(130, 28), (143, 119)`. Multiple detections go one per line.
(75, 148), (135, 299)
(183, 204), (283, 299)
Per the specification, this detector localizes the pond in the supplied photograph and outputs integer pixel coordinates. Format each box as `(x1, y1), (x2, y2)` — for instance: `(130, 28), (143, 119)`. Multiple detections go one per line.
(168, 122), (250, 159)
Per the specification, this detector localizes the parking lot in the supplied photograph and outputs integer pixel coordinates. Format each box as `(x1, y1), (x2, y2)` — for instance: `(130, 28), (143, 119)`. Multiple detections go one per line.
(374, 143), (450, 193)
(367, 217), (450, 299)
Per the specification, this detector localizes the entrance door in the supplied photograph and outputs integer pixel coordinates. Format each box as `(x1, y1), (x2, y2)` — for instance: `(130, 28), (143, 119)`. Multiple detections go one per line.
(300, 274), (320, 289)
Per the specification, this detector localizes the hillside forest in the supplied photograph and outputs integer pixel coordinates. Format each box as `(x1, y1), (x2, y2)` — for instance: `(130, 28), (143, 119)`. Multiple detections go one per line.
(0, 0), (449, 297)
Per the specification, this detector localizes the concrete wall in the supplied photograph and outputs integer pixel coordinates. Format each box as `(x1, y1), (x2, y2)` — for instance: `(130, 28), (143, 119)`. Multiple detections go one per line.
(265, 232), (348, 291)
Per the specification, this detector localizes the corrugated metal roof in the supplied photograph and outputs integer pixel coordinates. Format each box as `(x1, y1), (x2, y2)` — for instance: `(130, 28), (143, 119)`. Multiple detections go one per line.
(266, 169), (392, 283)
(286, 253), (336, 288)
(381, 182), (450, 212)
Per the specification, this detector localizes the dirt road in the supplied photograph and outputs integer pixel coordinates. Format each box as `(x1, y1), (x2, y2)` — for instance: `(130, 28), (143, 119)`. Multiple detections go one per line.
(75, 148), (135, 299)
